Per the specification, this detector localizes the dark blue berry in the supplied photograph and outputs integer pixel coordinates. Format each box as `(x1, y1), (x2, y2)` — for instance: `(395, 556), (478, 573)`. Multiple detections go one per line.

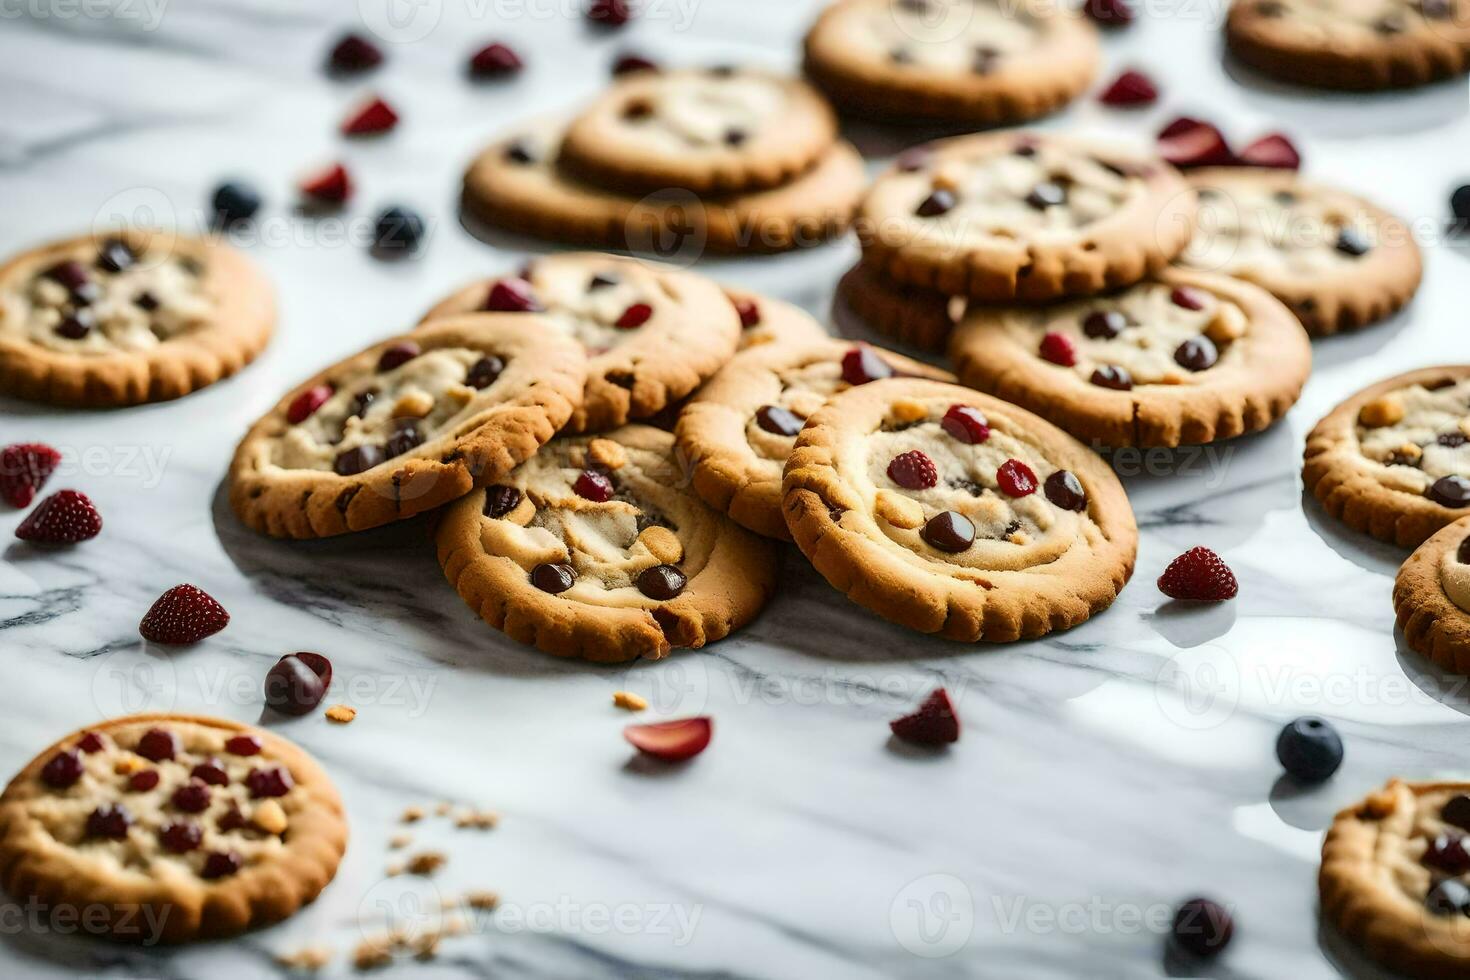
(212, 181), (261, 225)
(1275, 716), (1343, 783)
(372, 206), (425, 257)
(1452, 185), (1470, 227)
(1170, 898), (1233, 958)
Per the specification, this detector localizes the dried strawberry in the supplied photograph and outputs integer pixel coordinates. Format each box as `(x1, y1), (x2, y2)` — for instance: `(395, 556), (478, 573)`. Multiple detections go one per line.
(615, 303), (653, 329)
(996, 459), (1038, 498)
(1039, 331), (1077, 367)
(470, 42), (523, 78)
(1157, 117), (1234, 169)
(1237, 133), (1301, 170)
(299, 163), (352, 205)
(1098, 70), (1158, 108)
(139, 585), (230, 644)
(484, 278), (541, 313)
(887, 450), (939, 490)
(341, 96), (399, 136)
(624, 717), (711, 761)
(286, 385), (333, 424)
(1158, 547), (1239, 601)
(890, 688), (960, 745)
(1, 442), (61, 508)
(15, 490), (101, 544)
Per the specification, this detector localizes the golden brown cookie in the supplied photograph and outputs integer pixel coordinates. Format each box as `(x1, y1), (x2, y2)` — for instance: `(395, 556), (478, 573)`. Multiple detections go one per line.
(0, 713), (346, 944)
(804, 0), (1100, 125)
(1320, 778), (1470, 978)
(1181, 168), (1423, 336)
(1395, 516), (1470, 674)
(1304, 366), (1470, 548)
(461, 116), (864, 255)
(950, 269), (1311, 448)
(230, 316), (584, 539)
(1227, 0), (1470, 90)
(0, 229), (274, 407)
(725, 289), (829, 351)
(558, 67), (838, 195)
(676, 339), (952, 540)
(436, 425), (777, 662)
(857, 132), (1197, 301)
(419, 253), (737, 433)
(835, 261), (966, 353)
(782, 378), (1137, 640)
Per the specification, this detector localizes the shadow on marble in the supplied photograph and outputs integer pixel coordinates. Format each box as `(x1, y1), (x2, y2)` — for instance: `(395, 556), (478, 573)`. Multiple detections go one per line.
(1394, 627), (1470, 720)
(1309, 308), (1413, 373)
(1317, 916), (1404, 980)
(883, 733), (953, 761)
(1268, 774), (1353, 833)
(1162, 941), (1250, 978)
(1300, 488), (1407, 579)
(836, 116), (1002, 161)
(1143, 600), (1238, 650)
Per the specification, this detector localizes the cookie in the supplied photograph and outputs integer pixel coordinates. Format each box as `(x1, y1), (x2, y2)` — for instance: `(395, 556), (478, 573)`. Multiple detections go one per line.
(804, 0), (1099, 124)
(0, 713), (346, 944)
(461, 116), (864, 255)
(724, 289), (829, 351)
(782, 378), (1137, 640)
(1395, 516), (1470, 675)
(677, 339), (952, 540)
(1320, 778), (1470, 978)
(230, 315), (584, 539)
(836, 261), (965, 353)
(1227, 0), (1470, 90)
(858, 132), (1197, 301)
(950, 269), (1311, 448)
(558, 67), (838, 195)
(436, 425), (777, 662)
(0, 229), (274, 407)
(1181, 168), (1423, 336)
(420, 253), (738, 433)
(1304, 366), (1470, 548)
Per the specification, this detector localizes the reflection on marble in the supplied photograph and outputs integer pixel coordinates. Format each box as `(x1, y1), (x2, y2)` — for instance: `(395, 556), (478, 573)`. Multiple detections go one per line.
(2, 1), (1469, 978)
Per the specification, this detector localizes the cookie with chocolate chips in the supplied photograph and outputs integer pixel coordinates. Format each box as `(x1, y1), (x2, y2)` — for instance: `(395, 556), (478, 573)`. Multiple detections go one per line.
(951, 268), (1311, 447)
(858, 132), (1197, 302)
(836, 260), (967, 353)
(420, 253), (739, 433)
(1304, 366), (1470, 547)
(677, 339), (952, 540)
(229, 315), (585, 538)
(782, 378), (1136, 640)
(1181, 168), (1422, 336)
(803, 0), (1100, 125)
(0, 713), (345, 944)
(0, 229), (274, 406)
(436, 425), (777, 662)
(1395, 516), (1470, 675)
(1227, 0), (1470, 90)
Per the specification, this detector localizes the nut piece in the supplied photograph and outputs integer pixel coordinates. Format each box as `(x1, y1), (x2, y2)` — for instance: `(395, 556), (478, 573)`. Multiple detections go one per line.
(407, 851), (447, 876)
(392, 391), (435, 419)
(1204, 303), (1247, 344)
(588, 438), (627, 470)
(891, 398), (928, 423)
(389, 833), (413, 849)
(253, 799), (289, 835)
(113, 755), (146, 775)
(462, 890), (501, 911)
(1359, 396), (1404, 428)
(325, 704), (357, 724)
(875, 489), (924, 530)
(638, 525), (683, 564)
(353, 936), (395, 970)
(401, 805), (425, 824)
(454, 808), (500, 830)
(612, 690), (648, 712)
(275, 946), (333, 970)
(443, 384), (477, 407)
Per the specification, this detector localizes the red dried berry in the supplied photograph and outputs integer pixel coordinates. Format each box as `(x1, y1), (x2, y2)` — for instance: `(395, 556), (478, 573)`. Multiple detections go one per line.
(327, 34), (383, 74)
(1157, 117), (1234, 169)
(887, 450), (939, 490)
(225, 734), (262, 756)
(136, 728), (179, 762)
(41, 750), (83, 788)
(202, 850), (243, 879)
(15, 490), (102, 544)
(139, 585), (230, 644)
(128, 769), (161, 792)
(76, 732), (105, 753)
(299, 162), (352, 205)
(246, 766), (294, 798)
(889, 688), (960, 745)
(171, 780), (211, 814)
(615, 303), (653, 329)
(377, 341), (420, 372)
(573, 470), (614, 502)
(941, 405), (990, 444)
(484, 278), (541, 313)
(341, 96), (399, 136)
(587, 0), (632, 27)
(1, 443), (62, 508)
(624, 717), (712, 761)
(1170, 286), (1208, 311)
(613, 53), (659, 75)
(733, 297), (761, 329)
(470, 41), (523, 77)
(1039, 331), (1077, 367)
(191, 759), (229, 786)
(287, 385), (333, 424)
(1158, 546), (1239, 601)
(1098, 69), (1158, 108)
(1083, 0), (1134, 25)
(841, 345), (894, 385)
(996, 459), (1038, 498)
(160, 820), (202, 854)
(1237, 132), (1301, 170)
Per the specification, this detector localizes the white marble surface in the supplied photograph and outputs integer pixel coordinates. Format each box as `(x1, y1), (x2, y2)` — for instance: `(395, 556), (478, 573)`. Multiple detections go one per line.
(2, 1), (1469, 977)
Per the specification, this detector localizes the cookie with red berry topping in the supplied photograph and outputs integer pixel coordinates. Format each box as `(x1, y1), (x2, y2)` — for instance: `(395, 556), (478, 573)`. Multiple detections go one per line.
(436, 425), (777, 662)
(724, 290), (828, 351)
(0, 713), (346, 944)
(803, 0), (1100, 125)
(782, 378), (1136, 640)
(1226, 0), (1470, 90)
(229, 316), (584, 539)
(420, 253), (736, 433)
(0, 229), (275, 407)
(1394, 515), (1470, 676)
(858, 131), (1197, 302)
(835, 261), (967, 353)
(1304, 366), (1470, 548)
(460, 116), (864, 255)
(1320, 778), (1470, 978)
(676, 339), (951, 540)
(1181, 168), (1423, 337)
(950, 268), (1311, 447)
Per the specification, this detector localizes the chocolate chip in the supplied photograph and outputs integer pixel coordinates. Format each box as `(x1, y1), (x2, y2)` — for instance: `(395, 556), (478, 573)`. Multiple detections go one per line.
(1272, 190), (1297, 206)
(466, 355), (505, 389)
(973, 46), (999, 74)
(708, 65), (737, 77)
(1440, 432), (1469, 448)
(505, 140), (537, 165)
(351, 389), (377, 419)
(43, 259), (92, 295)
(1335, 229), (1370, 257)
(377, 341), (420, 372)
(949, 478), (985, 497)
(1025, 181), (1067, 210)
(135, 291), (159, 312)
(1255, 0), (1285, 13)
(334, 444), (385, 476)
(588, 272), (620, 290)
(637, 564), (687, 600)
(1445, 793), (1470, 828)
(916, 189), (956, 217)
(1090, 365), (1133, 390)
(1373, 14), (1405, 33)
(755, 405), (803, 436)
(1427, 832), (1470, 874)
(264, 653), (330, 716)
(1174, 336), (1219, 372)
(96, 238), (136, 274)
(623, 97), (654, 120)
(1043, 471), (1087, 511)
(1013, 141), (1039, 157)
(385, 420), (423, 458)
(1083, 310), (1128, 339)
(723, 128), (748, 147)
(484, 485), (522, 518)
(890, 48), (915, 65)
(1421, 0), (1451, 17)
(1428, 475), (1470, 508)
(55, 313), (92, 340)
(922, 511), (975, 553)
(531, 562), (576, 594)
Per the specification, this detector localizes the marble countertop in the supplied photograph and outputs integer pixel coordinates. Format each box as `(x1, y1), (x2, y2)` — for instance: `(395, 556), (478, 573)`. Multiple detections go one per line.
(2, 1), (1469, 977)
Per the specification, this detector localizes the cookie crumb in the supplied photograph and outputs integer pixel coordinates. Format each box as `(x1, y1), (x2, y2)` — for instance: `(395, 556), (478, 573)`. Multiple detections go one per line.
(462, 890), (501, 911)
(400, 806), (425, 824)
(388, 833), (413, 849)
(326, 704), (357, 724)
(612, 690), (648, 711)
(276, 945), (333, 970)
(434, 801), (453, 816)
(410, 933), (441, 961)
(406, 851), (447, 876)
(454, 808), (500, 830)
(353, 936), (395, 970)
(385, 862), (405, 877)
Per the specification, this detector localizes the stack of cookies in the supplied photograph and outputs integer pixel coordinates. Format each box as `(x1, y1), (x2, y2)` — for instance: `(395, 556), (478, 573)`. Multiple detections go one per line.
(460, 66), (866, 255)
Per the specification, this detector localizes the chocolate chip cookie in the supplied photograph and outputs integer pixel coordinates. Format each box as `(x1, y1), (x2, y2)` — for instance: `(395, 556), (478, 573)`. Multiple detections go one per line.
(677, 339), (952, 540)
(858, 132), (1197, 301)
(0, 230), (274, 406)
(419, 253), (738, 433)
(782, 378), (1137, 640)
(0, 714), (346, 944)
(1181, 168), (1423, 336)
(836, 261), (966, 353)
(725, 289), (829, 351)
(436, 425), (777, 662)
(951, 269), (1311, 447)
(804, 0), (1100, 124)
(1395, 516), (1470, 675)
(1304, 366), (1470, 548)
(230, 316), (584, 538)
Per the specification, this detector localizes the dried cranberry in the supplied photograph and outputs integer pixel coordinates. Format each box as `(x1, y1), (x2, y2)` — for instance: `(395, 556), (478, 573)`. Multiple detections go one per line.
(171, 780), (211, 814)
(160, 820), (202, 854)
(246, 766), (294, 799)
(841, 345), (894, 385)
(922, 511), (975, 552)
(128, 769), (161, 792)
(1157, 117), (1234, 169)
(44, 259), (91, 293)
(941, 405), (990, 444)
(574, 469), (614, 502)
(217, 805), (247, 832)
(1039, 331), (1077, 367)
(734, 297), (761, 329)
(755, 405), (803, 436)
(531, 562), (576, 594)
(997, 459), (1038, 497)
(287, 385), (333, 425)
(1237, 133), (1301, 170)
(265, 652), (331, 716)
(1170, 286), (1208, 310)
(1098, 69), (1157, 107)
(191, 759), (229, 786)
(587, 0), (632, 26)
(637, 565), (687, 600)
(1044, 471), (1087, 511)
(484, 278), (541, 313)
(483, 485), (522, 518)
(613, 53), (659, 75)
(327, 33), (383, 74)
(136, 728), (179, 762)
(75, 732), (105, 753)
(1083, 0), (1134, 25)
(377, 341), (420, 372)
(224, 734), (262, 756)
(40, 750), (83, 789)
(87, 803), (132, 839)
(615, 303), (653, 329)
(466, 356), (505, 389)
(202, 850), (243, 879)
(469, 41), (523, 78)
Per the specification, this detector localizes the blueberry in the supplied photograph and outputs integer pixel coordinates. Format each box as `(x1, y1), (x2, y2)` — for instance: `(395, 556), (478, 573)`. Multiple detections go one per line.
(1452, 184), (1470, 227)
(372, 206), (425, 257)
(211, 181), (261, 225)
(1275, 716), (1343, 783)
(1170, 897), (1233, 958)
